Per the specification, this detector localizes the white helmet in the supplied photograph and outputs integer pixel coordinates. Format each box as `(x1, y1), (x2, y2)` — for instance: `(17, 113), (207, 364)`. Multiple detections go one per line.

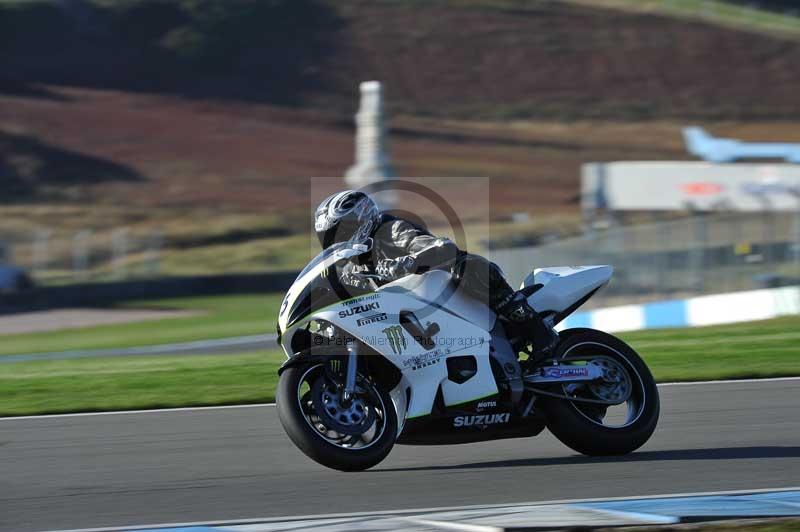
(314, 190), (380, 248)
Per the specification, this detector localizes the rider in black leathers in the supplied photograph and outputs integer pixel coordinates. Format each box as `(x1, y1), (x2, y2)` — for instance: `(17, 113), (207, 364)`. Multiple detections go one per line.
(314, 190), (557, 353)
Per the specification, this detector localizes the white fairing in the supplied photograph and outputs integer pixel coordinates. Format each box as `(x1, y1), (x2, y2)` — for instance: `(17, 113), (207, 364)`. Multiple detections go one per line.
(280, 271), (500, 425)
(279, 239), (611, 431)
(381, 270), (497, 331)
(522, 265), (612, 317)
(305, 287), (496, 421)
(277, 242), (369, 333)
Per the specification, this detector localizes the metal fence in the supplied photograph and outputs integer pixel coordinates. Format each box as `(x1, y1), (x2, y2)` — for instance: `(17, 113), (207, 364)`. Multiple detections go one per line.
(491, 212), (800, 309)
(0, 228), (163, 285)
(5, 212), (800, 299)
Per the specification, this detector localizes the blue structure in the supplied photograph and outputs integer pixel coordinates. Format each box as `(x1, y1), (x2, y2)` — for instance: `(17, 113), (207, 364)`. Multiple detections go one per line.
(683, 126), (800, 163)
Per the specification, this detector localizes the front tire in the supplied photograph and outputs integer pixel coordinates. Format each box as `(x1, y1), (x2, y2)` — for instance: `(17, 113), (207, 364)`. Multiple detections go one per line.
(276, 363), (397, 471)
(540, 328), (659, 456)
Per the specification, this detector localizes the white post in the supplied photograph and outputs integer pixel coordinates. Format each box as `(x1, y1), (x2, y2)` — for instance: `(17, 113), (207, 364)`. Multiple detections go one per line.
(112, 228), (129, 280)
(345, 81), (395, 208)
(32, 229), (52, 279)
(73, 230), (92, 282)
(145, 229), (163, 278)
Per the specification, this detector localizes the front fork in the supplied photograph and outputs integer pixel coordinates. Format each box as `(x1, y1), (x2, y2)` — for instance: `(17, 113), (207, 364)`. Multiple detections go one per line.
(342, 343), (359, 403)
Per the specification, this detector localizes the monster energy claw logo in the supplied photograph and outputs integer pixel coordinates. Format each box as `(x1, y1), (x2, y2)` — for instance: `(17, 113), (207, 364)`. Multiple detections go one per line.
(382, 325), (407, 355)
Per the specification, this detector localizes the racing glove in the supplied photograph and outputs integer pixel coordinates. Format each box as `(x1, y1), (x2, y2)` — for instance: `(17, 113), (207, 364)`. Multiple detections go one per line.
(339, 262), (374, 291)
(375, 255), (417, 280)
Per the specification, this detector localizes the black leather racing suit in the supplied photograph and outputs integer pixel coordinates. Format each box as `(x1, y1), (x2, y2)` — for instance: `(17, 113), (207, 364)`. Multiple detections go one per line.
(343, 214), (516, 311)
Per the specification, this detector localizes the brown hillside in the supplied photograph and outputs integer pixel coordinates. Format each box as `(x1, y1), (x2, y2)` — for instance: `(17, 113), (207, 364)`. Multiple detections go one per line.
(0, 86), (663, 214)
(5, 85), (800, 219)
(315, 1), (800, 120)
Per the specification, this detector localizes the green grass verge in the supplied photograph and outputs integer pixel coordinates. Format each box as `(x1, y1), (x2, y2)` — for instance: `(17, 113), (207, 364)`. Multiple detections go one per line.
(1, 315), (799, 417)
(0, 294), (283, 356)
(620, 315), (800, 382)
(625, 519), (800, 531)
(0, 351), (285, 416)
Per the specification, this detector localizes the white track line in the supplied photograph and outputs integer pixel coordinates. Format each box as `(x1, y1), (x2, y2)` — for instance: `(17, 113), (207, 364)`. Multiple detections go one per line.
(2, 376), (798, 422)
(41, 486), (800, 532)
(660, 376), (800, 386)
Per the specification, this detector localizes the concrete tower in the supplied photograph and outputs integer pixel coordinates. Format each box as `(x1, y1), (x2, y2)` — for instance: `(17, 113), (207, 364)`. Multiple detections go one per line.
(345, 81), (395, 207)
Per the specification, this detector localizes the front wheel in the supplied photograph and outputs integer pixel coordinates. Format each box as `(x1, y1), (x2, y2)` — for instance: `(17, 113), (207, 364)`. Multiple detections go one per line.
(276, 362), (397, 471)
(540, 328), (660, 456)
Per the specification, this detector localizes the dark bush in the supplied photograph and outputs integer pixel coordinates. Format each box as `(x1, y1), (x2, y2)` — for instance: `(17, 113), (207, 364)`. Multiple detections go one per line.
(0, 0), (343, 104)
(724, 0), (800, 14)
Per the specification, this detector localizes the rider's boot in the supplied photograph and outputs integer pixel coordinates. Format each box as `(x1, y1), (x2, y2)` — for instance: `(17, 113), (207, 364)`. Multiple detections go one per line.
(496, 292), (559, 354)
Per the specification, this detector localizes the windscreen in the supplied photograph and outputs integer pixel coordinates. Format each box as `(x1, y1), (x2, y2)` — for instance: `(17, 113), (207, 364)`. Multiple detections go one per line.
(296, 238), (372, 280)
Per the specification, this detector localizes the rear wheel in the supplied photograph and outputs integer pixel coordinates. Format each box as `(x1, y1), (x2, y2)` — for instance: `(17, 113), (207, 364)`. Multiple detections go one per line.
(540, 328), (659, 456)
(276, 362), (397, 471)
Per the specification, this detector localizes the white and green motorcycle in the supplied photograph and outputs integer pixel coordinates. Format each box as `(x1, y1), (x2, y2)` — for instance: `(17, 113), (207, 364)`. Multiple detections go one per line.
(276, 238), (659, 471)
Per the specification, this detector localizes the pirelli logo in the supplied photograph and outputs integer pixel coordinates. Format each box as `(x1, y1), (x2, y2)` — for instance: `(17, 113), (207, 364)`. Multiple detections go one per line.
(356, 313), (388, 326)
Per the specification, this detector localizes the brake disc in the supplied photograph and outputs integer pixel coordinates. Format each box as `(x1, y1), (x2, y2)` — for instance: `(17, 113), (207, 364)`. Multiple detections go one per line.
(586, 357), (632, 404)
(311, 377), (375, 436)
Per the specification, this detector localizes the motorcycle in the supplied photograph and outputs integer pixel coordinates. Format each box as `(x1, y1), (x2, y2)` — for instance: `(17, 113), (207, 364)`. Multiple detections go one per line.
(275, 238), (659, 471)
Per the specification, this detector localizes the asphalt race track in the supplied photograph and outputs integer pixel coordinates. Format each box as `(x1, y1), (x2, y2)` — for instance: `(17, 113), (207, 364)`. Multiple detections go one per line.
(3, 379), (799, 532)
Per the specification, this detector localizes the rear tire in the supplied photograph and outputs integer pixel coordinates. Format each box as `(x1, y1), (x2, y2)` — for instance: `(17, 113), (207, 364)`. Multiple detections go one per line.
(277, 363), (397, 471)
(540, 328), (659, 456)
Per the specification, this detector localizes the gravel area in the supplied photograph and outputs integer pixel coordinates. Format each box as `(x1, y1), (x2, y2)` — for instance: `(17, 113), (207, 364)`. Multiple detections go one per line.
(0, 308), (199, 335)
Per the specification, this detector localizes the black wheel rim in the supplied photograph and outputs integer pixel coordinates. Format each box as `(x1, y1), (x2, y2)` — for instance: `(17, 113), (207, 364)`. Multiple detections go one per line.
(296, 364), (388, 450)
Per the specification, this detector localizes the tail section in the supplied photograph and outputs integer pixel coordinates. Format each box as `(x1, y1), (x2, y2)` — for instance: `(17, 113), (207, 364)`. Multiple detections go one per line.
(683, 126), (712, 157)
(522, 266), (612, 322)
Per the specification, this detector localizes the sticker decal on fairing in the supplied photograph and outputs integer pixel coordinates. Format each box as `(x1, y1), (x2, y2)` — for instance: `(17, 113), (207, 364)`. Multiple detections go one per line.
(542, 366), (589, 379)
(402, 351), (442, 370)
(342, 294), (379, 306)
(453, 413), (510, 427)
(356, 312), (388, 326)
(382, 325), (407, 355)
(338, 302), (380, 318)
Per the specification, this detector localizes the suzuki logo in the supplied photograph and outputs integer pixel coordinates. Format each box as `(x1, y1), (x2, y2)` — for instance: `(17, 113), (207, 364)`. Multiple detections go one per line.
(338, 302), (380, 318)
(453, 413), (510, 427)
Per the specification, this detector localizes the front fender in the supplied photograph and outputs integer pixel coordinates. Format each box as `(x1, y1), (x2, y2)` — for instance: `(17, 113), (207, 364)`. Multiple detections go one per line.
(277, 348), (329, 376)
